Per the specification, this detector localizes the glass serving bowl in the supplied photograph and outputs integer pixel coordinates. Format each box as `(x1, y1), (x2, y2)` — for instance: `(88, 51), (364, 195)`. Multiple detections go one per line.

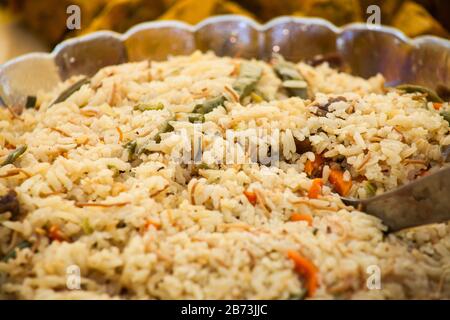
(0, 15), (449, 109)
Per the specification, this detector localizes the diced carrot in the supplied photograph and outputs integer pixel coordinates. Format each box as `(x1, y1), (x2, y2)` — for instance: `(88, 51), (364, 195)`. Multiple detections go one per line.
(244, 190), (257, 205)
(287, 250), (318, 298)
(48, 225), (68, 242)
(145, 219), (161, 230)
(328, 168), (352, 196)
(433, 103), (443, 110)
(304, 154), (324, 177)
(308, 178), (323, 199)
(304, 161), (313, 176)
(290, 213), (313, 226)
(116, 127), (123, 142)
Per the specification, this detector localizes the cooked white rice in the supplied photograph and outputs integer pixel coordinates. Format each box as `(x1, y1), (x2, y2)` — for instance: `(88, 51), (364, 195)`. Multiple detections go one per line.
(0, 51), (449, 299)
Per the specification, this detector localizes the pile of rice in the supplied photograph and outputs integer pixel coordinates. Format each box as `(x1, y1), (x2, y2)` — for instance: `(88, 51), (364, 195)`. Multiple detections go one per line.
(0, 51), (449, 299)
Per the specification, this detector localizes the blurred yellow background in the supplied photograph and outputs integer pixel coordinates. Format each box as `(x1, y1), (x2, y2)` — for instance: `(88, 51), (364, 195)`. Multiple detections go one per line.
(1, 0), (449, 63)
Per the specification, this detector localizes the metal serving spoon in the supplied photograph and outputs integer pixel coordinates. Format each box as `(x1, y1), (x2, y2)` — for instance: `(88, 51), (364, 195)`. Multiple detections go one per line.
(341, 165), (450, 232)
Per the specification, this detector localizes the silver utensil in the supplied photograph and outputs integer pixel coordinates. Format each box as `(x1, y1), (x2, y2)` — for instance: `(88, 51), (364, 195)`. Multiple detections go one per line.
(342, 166), (450, 232)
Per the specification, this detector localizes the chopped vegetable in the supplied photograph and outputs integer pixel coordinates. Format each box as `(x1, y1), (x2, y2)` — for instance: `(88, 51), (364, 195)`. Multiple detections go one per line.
(232, 61), (263, 100)
(290, 213), (313, 226)
(314, 96), (347, 117)
(287, 250), (318, 298)
(1, 240), (31, 262)
(154, 121), (175, 143)
(304, 161), (314, 176)
(116, 127), (123, 143)
(250, 92), (264, 103)
(308, 178), (323, 199)
(1, 145), (27, 167)
(304, 154), (324, 177)
(243, 190), (257, 205)
(433, 102), (443, 110)
(49, 77), (90, 107)
(107, 165), (121, 178)
(124, 140), (137, 160)
(25, 95), (37, 109)
(197, 162), (211, 170)
(294, 137), (312, 154)
(272, 54), (309, 99)
(134, 102), (164, 111)
(329, 168), (352, 196)
(364, 181), (377, 197)
(440, 111), (450, 124)
(81, 218), (94, 234)
(0, 189), (20, 218)
(145, 218), (161, 230)
(188, 113), (205, 123)
(192, 95), (226, 115)
(396, 84), (443, 103)
(48, 225), (68, 242)
(191, 63), (261, 113)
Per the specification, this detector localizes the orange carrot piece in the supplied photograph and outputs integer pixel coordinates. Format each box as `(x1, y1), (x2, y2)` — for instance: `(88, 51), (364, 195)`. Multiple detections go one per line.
(244, 190), (257, 205)
(287, 250), (318, 298)
(145, 219), (161, 230)
(48, 225), (68, 242)
(328, 169), (352, 196)
(304, 160), (314, 176)
(304, 154), (324, 177)
(308, 178), (323, 199)
(433, 103), (443, 110)
(116, 127), (124, 143)
(290, 213), (313, 226)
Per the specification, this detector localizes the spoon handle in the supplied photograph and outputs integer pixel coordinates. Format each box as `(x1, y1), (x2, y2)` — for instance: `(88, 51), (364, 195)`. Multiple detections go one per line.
(342, 166), (450, 232)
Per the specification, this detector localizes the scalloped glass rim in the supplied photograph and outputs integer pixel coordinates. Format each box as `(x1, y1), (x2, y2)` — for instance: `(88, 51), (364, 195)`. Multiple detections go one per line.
(1, 15), (449, 108)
